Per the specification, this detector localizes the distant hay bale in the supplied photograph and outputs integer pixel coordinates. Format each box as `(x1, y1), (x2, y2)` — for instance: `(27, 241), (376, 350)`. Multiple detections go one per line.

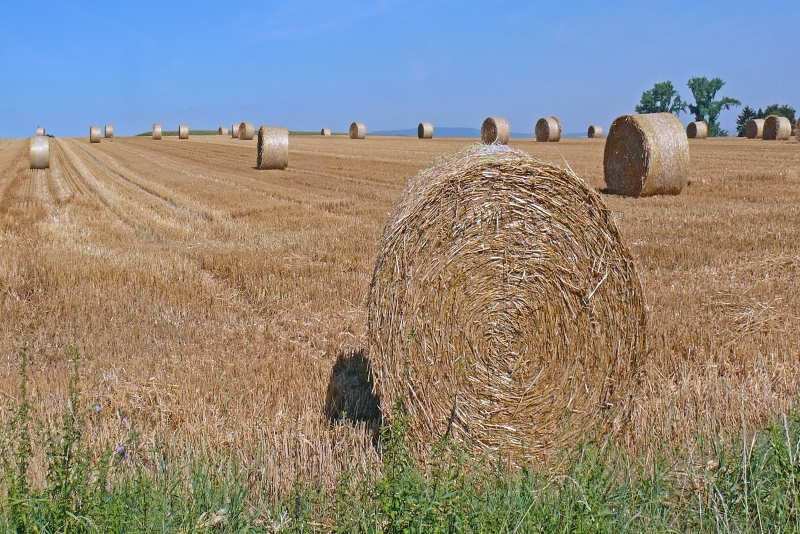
(152, 124), (162, 140)
(604, 112), (689, 197)
(218, 126), (228, 136)
(349, 122), (366, 139)
(796, 119), (800, 140)
(257, 126), (289, 170)
(321, 128), (331, 136)
(231, 123), (239, 138)
(239, 122), (255, 140)
(763, 115), (791, 140)
(367, 144), (646, 460)
(535, 116), (562, 142)
(104, 125), (114, 139)
(418, 122), (434, 139)
(89, 126), (101, 143)
(29, 136), (50, 169)
(178, 125), (189, 139)
(745, 119), (764, 139)
(36, 127), (45, 136)
(587, 125), (603, 138)
(480, 117), (510, 144)
(686, 121), (707, 139)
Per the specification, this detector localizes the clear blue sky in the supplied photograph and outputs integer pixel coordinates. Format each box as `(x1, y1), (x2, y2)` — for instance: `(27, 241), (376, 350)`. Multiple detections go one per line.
(1, 1), (798, 137)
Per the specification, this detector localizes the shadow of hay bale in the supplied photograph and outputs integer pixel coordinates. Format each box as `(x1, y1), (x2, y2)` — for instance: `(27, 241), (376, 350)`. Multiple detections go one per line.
(324, 350), (381, 428)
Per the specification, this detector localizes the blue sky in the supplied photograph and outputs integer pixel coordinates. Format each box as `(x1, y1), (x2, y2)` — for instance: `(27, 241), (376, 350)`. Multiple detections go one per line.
(1, 1), (798, 137)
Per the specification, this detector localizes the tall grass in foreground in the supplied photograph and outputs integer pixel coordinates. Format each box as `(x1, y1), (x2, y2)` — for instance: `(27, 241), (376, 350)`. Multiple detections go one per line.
(2, 346), (799, 533)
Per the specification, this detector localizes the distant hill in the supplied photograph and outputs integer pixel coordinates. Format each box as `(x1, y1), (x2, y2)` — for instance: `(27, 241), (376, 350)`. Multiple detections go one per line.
(370, 127), (586, 139)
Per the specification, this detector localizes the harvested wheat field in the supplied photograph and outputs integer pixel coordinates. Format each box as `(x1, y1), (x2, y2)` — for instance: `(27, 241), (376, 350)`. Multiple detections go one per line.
(1, 134), (800, 495)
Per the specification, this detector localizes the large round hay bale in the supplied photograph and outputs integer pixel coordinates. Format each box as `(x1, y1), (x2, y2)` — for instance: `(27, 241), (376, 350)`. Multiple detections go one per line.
(239, 122), (255, 141)
(686, 121), (707, 139)
(257, 126), (289, 170)
(218, 126), (228, 136)
(535, 116), (562, 142)
(321, 128), (331, 136)
(603, 112), (689, 197)
(349, 122), (366, 139)
(36, 127), (45, 137)
(178, 125), (189, 139)
(763, 115), (791, 140)
(152, 124), (162, 140)
(480, 117), (510, 144)
(418, 122), (434, 139)
(29, 136), (50, 169)
(104, 125), (114, 139)
(745, 119), (764, 139)
(89, 126), (101, 143)
(231, 123), (239, 139)
(367, 144), (646, 460)
(587, 125), (603, 138)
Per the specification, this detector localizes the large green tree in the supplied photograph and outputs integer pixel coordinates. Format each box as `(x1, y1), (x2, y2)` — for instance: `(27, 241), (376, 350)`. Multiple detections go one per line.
(635, 81), (686, 115)
(686, 77), (741, 137)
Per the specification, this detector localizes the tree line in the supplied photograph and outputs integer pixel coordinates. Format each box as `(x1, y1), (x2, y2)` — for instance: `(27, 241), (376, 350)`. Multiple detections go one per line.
(635, 78), (795, 137)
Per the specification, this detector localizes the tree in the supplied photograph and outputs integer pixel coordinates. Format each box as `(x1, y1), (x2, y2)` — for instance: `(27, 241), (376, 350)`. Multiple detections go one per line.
(735, 104), (796, 137)
(686, 77), (741, 137)
(635, 81), (686, 115)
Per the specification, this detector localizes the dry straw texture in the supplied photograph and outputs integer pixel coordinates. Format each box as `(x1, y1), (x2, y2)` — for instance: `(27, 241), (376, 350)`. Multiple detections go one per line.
(367, 144), (646, 461)
(89, 126), (101, 143)
(104, 125), (114, 139)
(239, 122), (255, 141)
(178, 125), (189, 140)
(763, 115), (791, 140)
(746, 119), (764, 139)
(36, 127), (45, 136)
(321, 128), (331, 136)
(418, 122), (434, 139)
(796, 118), (800, 139)
(218, 126), (228, 136)
(152, 124), (162, 140)
(480, 117), (510, 144)
(257, 126), (289, 170)
(349, 122), (366, 139)
(535, 116), (562, 142)
(28, 136), (50, 169)
(231, 123), (239, 138)
(604, 112), (689, 197)
(686, 121), (708, 139)
(588, 125), (603, 138)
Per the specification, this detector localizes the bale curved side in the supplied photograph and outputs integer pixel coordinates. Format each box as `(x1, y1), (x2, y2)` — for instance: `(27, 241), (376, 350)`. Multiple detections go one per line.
(795, 119), (800, 140)
(178, 125), (189, 139)
(321, 128), (331, 136)
(239, 122), (255, 140)
(36, 127), (45, 136)
(535, 117), (562, 142)
(104, 125), (114, 139)
(745, 119), (764, 139)
(89, 126), (101, 143)
(480, 117), (510, 144)
(603, 113), (689, 197)
(218, 126), (228, 136)
(763, 115), (791, 140)
(257, 126), (289, 170)
(418, 122), (434, 139)
(588, 125), (603, 138)
(152, 124), (162, 140)
(367, 144), (646, 461)
(29, 136), (50, 169)
(686, 121), (707, 139)
(231, 124), (239, 138)
(349, 122), (366, 139)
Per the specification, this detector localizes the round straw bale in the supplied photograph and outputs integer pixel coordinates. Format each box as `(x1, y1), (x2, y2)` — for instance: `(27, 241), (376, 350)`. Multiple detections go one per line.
(152, 124), (162, 140)
(603, 112), (689, 197)
(257, 126), (289, 170)
(796, 119), (800, 140)
(686, 121), (707, 139)
(321, 128), (331, 136)
(178, 125), (189, 139)
(745, 119), (764, 139)
(349, 122), (366, 139)
(231, 123), (239, 138)
(36, 127), (45, 136)
(480, 117), (510, 144)
(535, 116), (562, 142)
(587, 125), (603, 138)
(367, 144), (646, 460)
(218, 126), (228, 136)
(29, 136), (50, 169)
(763, 115), (791, 140)
(418, 122), (434, 139)
(239, 122), (255, 140)
(104, 125), (114, 139)
(89, 126), (101, 143)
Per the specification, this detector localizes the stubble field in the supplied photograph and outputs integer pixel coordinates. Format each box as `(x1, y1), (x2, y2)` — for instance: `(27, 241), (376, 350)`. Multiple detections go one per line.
(1, 133), (799, 494)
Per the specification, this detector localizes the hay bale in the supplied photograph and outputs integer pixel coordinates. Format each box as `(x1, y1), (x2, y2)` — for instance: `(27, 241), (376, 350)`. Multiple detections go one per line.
(480, 117), (510, 144)
(418, 122), (434, 139)
(321, 128), (331, 136)
(535, 116), (562, 142)
(239, 122), (255, 140)
(231, 123), (239, 138)
(29, 136), (50, 169)
(104, 125), (114, 139)
(367, 144), (646, 460)
(256, 126), (289, 170)
(349, 122), (366, 139)
(603, 112), (689, 197)
(763, 115), (791, 140)
(686, 121), (707, 139)
(89, 126), (101, 143)
(587, 125), (603, 138)
(178, 125), (189, 139)
(152, 124), (162, 140)
(795, 119), (800, 139)
(745, 119), (764, 139)
(218, 126), (228, 136)
(36, 127), (45, 136)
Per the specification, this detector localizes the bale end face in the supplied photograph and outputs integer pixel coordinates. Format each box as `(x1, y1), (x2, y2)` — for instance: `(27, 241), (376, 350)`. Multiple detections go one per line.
(29, 136), (50, 169)
(588, 125), (603, 138)
(89, 126), (101, 143)
(178, 125), (189, 139)
(257, 126), (289, 170)
(239, 122), (255, 141)
(418, 122), (434, 139)
(480, 117), (510, 145)
(349, 122), (366, 139)
(535, 117), (562, 142)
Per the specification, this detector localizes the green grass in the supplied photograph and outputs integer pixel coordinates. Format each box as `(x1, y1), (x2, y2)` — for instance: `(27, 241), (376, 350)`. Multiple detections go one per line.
(2, 345), (799, 533)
